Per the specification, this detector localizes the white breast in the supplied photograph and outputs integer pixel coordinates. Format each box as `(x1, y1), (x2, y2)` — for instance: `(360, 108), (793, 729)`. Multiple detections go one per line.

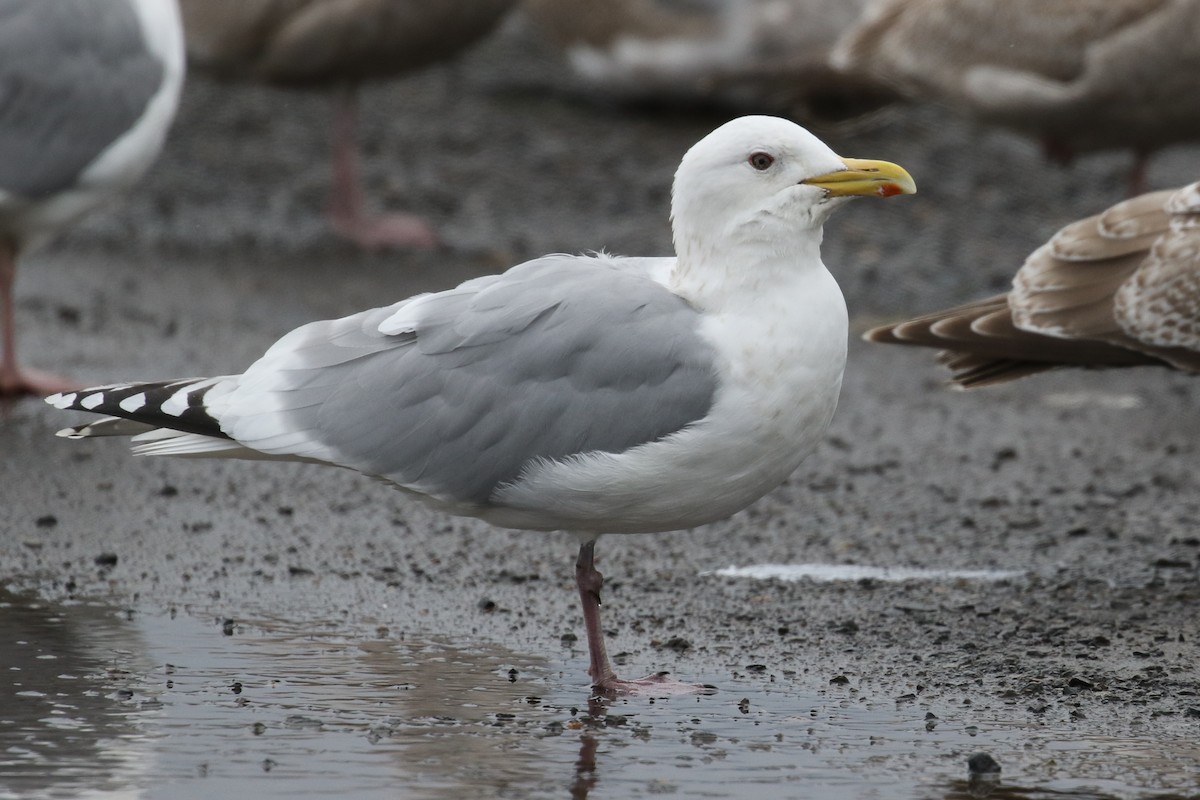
(487, 262), (848, 533)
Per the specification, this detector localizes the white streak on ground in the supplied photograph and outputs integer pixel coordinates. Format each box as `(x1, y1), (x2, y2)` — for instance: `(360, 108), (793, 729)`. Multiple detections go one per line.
(706, 563), (1023, 583)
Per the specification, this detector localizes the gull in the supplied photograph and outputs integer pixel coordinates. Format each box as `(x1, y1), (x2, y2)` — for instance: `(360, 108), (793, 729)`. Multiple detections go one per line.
(523, 0), (891, 122)
(0, 0), (185, 397)
(832, 0), (1200, 194)
(47, 116), (915, 694)
(865, 182), (1200, 387)
(178, 0), (517, 250)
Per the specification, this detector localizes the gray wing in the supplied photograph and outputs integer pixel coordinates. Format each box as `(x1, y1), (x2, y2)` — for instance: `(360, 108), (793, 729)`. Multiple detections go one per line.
(0, 0), (165, 199)
(218, 255), (718, 505)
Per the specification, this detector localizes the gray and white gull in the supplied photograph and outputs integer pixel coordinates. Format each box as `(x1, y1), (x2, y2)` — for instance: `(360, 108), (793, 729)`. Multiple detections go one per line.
(48, 115), (915, 694)
(0, 0), (184, 396)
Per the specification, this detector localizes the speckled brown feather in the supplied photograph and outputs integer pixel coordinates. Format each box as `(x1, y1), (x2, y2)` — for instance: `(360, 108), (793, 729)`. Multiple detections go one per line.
(864, 182), (1200, 386)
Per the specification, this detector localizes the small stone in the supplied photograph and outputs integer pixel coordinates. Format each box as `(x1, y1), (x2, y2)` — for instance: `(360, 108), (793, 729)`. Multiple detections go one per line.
(967, 753), (1001, 775)
(967, 752), (1002, 796)
(659, 636), (691, 652)
(1066, 676), (1094, 691)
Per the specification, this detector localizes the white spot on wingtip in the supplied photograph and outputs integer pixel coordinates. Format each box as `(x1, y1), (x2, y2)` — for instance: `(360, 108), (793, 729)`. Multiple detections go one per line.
(119, 393), (147, 413)
(161, 386), (191, 417)
(47, 393), (76, 409)
(80, 393), (105, 411)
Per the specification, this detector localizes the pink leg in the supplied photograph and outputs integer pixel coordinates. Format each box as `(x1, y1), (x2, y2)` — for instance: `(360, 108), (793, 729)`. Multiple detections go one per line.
(327, 86), (439, 251)
(575, 539), (715, 697)
(0, 242), (77, 398)
(1127, 150), (1150, 198)
(1040, 137), (1075, 168)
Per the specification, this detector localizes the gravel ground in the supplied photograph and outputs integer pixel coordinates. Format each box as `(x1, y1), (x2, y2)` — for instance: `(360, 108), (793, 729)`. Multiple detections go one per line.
(2, 19), (1200, 799)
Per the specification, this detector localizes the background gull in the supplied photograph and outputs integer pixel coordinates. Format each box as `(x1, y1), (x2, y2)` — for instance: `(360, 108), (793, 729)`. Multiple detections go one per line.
(47, 115), (914, 694)
(865, 181), (1200, 387)
(0, 0), (184, 397)
(832, 0), (1200, 194)
(178, 0), (517, 250)
(522, 0), (892, 123)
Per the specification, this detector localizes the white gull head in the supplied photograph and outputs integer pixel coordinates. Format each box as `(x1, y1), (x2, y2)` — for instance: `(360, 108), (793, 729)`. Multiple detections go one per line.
(671, 116), (848, 245)
(668, 115), (915, 297)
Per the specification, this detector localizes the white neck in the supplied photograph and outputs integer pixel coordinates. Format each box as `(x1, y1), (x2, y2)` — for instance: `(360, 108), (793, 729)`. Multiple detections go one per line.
(668, 217), (829, 311)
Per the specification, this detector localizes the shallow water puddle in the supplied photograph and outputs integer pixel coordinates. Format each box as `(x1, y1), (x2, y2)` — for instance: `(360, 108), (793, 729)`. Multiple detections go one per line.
(1, 589), (1197, 799)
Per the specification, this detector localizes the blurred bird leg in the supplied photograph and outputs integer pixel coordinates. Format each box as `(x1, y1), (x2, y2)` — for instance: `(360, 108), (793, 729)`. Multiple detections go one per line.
(0, 242), (77, 398)
(575, 539), (714, 697)
(327, 87), (439, 250)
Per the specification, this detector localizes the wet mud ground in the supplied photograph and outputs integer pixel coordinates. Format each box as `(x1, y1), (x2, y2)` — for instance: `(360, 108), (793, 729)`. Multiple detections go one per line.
(3, 21), (1200, 800)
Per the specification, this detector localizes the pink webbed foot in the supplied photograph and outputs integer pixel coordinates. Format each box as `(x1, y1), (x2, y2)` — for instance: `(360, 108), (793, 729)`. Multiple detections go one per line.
(591, 670), (717, 698)
(574, 539), (718, 698)
(328, 210), (440, 251)
(326, 87), (439, 251)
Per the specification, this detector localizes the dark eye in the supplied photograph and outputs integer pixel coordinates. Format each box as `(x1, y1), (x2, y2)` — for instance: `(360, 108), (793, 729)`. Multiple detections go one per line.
(749, 151), (774, 171)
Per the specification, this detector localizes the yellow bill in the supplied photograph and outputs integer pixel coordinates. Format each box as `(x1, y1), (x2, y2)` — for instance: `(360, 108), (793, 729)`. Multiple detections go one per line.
(802, 158), (916, 198)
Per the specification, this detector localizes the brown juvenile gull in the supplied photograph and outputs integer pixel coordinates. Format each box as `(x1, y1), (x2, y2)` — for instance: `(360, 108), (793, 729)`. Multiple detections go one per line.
(47, 116), (915, 695)
(523, 0), (890, 122)
(178, 0), (516, 250)
(865, 182), (1200, 387)
(0, 0), (185, 397)
(831, 0), (1200, 194)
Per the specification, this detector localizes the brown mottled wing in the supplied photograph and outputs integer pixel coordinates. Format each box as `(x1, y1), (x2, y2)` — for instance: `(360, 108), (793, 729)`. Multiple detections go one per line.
(864, 183), (1200, 387)
(864, 295), (1158, 388)
(1007, 188), (1176, 344)
(1112, 183), (1200, 370)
